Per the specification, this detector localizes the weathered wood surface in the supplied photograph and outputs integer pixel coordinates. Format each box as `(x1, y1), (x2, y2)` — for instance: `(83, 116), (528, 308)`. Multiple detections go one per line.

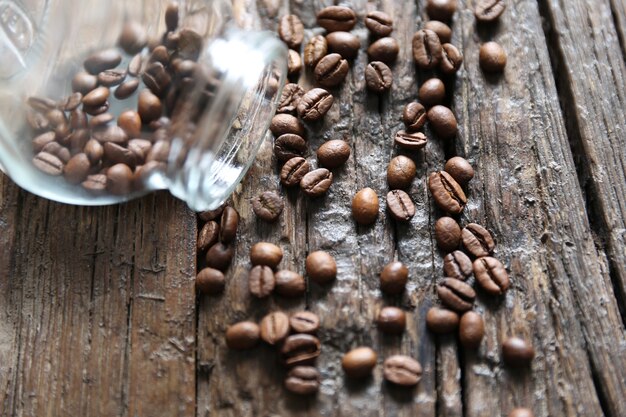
(2, 0), (626, 416)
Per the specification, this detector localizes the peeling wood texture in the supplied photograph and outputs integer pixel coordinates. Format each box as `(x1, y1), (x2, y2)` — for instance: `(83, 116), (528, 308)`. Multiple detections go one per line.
(1, 0), (626, 417)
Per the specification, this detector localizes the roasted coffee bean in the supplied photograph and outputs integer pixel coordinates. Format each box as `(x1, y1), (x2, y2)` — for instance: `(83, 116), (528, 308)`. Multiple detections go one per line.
(196, 267), (225, 295)
(82, 174), (107, 194)
(443, 250), (473, 280)
(280, 157), (310, 187)
(316, 6), (357, 32)
(290, 311), (320, 334)
(149, 46), (169, 66)
(220, 206), (239, 243)
(33, 152), (64, 176)
(300, 168), (333, 197)
(84, 139), (104, 163)
(380, 261), (409, 295)
(306, 251), (336, 284)
(428, 105), (458, 139)
(326, 31), (360, 60)
(377, 306), (406, 334)
(459, 311), (484, 349)
(252, 191), (284, 222)
(138, 90), (163, 123)
(32, 132), (56, 152)
(93, 125), (128, 143)
(177, 29), (203, 61)
(383, 355), (422, 386)
(63, 153), (90, 184)
(270, 114), (305, 137)
(475, 0), (506, 22)
(352, 188), (379, 225)
(473, 256), (509, 295)
(197, 221), (220, 252)
(128, 54), (144, 76)
(260, 312), (289, 345)
(387, 190), (415, 221)
(45, 109), (67, 129)
(424, 20), (452, 43)
(274, 134), (307, 163)
(89, 112), (114, 129)
(83, 86), (110, 107)
(412, 29), (442, 69)
(143, 62), (172, 97)
(84, 49), (122, 75)
(437, 278), (476, 312)
(426, 0), (457, 21)
(367, 37), (399, 63)
(277, 83), (304, 114)
(285, 366), (320, 395)
(42, 142), (70, 163)
(387, 155), (417, 189)
(435, 216), (461, 252)
(395, 130), (427, 151)
(402, 102), (427, 132)
(440, 43), (464, 75)
(445, 156), (474, 185)
(83, 102), (110, 116)
(304, 35), (328, 68)
(60, 92), (83, 112)
(27, 96), (57, 114)
(165, 2), (179, 31)
(72, 72), (98, 94)
(426, 307), (460, 333)
(275, 270), (306, 297)
(419, 78), (446, 107)
(480, 42), (507, 72)
(250, 242), (283, 268)
(314, 53), (349, 88)
(26, 109), (50, 131)
(146, 140), (170, 162)
(98, 69), (127, 87)
(428, 171), (467, 214)
(173, 59), (196, 77)
(104, 142), (138, 167)
(342, 347), (377, 377)
(198, 204), (225, 222)
(502, 337), (535, 367)
(128, 139), (151, 163)
(317, 140), (350, 169)
(118, 20), (147, 54)
(206, 242), (234, 271)
(365, 61), (393, 93)
(462, 223), (495, 257)
(106, 163), (133, 195)
(297, 88), (334, 122)
(148, 117), (171, 131)
(68, 110), (88, 131)
(226, 321), (260, 350)
(287, 49), (302, 76)
(279, 14), (305, 49)
(508, 408), (535, 417)
(281, 334), (321, 366)
(365, 11), (393, 37)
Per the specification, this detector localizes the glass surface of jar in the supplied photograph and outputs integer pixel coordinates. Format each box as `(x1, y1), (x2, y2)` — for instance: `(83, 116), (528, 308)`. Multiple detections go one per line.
(0, 0), (287, 210)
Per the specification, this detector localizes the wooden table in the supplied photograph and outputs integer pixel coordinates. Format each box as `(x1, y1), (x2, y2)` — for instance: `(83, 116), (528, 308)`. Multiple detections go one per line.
(2, 0), (626, 416)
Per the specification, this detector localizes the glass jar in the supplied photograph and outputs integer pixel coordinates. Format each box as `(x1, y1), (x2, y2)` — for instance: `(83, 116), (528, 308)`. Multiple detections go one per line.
(0, 0), (287, 210)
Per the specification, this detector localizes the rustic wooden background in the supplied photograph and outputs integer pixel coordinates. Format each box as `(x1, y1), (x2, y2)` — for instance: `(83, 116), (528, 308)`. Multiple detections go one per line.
(1, 0), (626, 416)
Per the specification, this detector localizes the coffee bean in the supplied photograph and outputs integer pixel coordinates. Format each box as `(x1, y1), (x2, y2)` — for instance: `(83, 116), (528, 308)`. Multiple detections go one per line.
(424, 20), (452, 43)
(365, 61), (393, 93)
(196, 267), (225, 295)
(352, 188), (379, 225)
(84, 49), (122, 75)
(106, 163), (133, 195)
(508, 408), (535, 417)
(89, 113), (114, 129)
(377, 306), (406, 334)
(173, 60), (196, 77)
(368, 37), (399, 64)
(275, 270), (306, 297)
(33, 152), (64, 176)
(274, 134), (307, 163)
(226, 321), (260, 350)
(206, 242), (234, 271)
(435, 216), (461, 252)
(445, 156), (474, 185)
(426, 0), (457, 21)
(197, 221), (220, 252)
(270, 114), (305, 137)
(128, 54), (144, 76)
(281, 334), (321, 367)
(84, 139), (104, 164)
(387, 155), (417, 189)
(63, 153), (90, 184)
(260, 311), (289, 345)
(165, 2), (179, 31)
(32, 132), (56, 152)
(83, 102), (110, 116)
(314, 53), (349, 88)
(280, 157), (310, 187)
(326, 31), (361, 61)
(428, 171), (467, 214)
(317, 140), (350, 169)
(316, 6), (357, 32)
(342, 347), (377, 377)
(42, 142), (70, 163)
(93, 125), (128, 144)
(220, 206), (239, 243)
(82, 174), (107, 194)
(149, 47), (169, 67)
(290, 311), (320, 334)
(304, 35), (328, 68)
(287, 49), (302, 76)
(475, 0), (506, 22)
(427, 105), (457, 139)
(285, 366), (320, 395)
(44, 109), (66, 129)
(419, 78), (446, 107)
(252, 191), (284, 222)
(473, 256), (509, 295)
(26, 109), (50, 131)
(83, 86), (110, 107)
(297, 88), (334, 122)
(146, 140), (170, 162)
(461, 224), (494, 258)
(395, 130), (428, 151)
(365, 11), (393, 37)
(480, 42), (507, 72)
(383, 355), (422, 386)
(443, 250), (473, 280)
(300, 168), (333, 197)
(277, 83), (304, 114)
(459, 311), (484, 349)
(177, 29), (203, 61)
(250, 242), (283, 268)
(68, 110), (87, 131)
(279, 14), (304, 49)
(118, 20), (147, 54)
(98, 69), (127, 87)
(502, 337), (535, 367)
(387, 190), (415, 221)
(117, 111), (142, 138)
(437, 277), (476, 312)
(72, 72), (98, 94)
(306, 251), (336, 284)
(136, 90), (162, 125)
(143, 62), (172, 97)
(402, 102), (427, 132)
(59, 92), (83, 112)
(413, 29), (443, 69)
(198, 204), (225, 222)
(426, 307), (460, 333)
(380, 261), (408, 295)
(440, 43), (464, 75)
